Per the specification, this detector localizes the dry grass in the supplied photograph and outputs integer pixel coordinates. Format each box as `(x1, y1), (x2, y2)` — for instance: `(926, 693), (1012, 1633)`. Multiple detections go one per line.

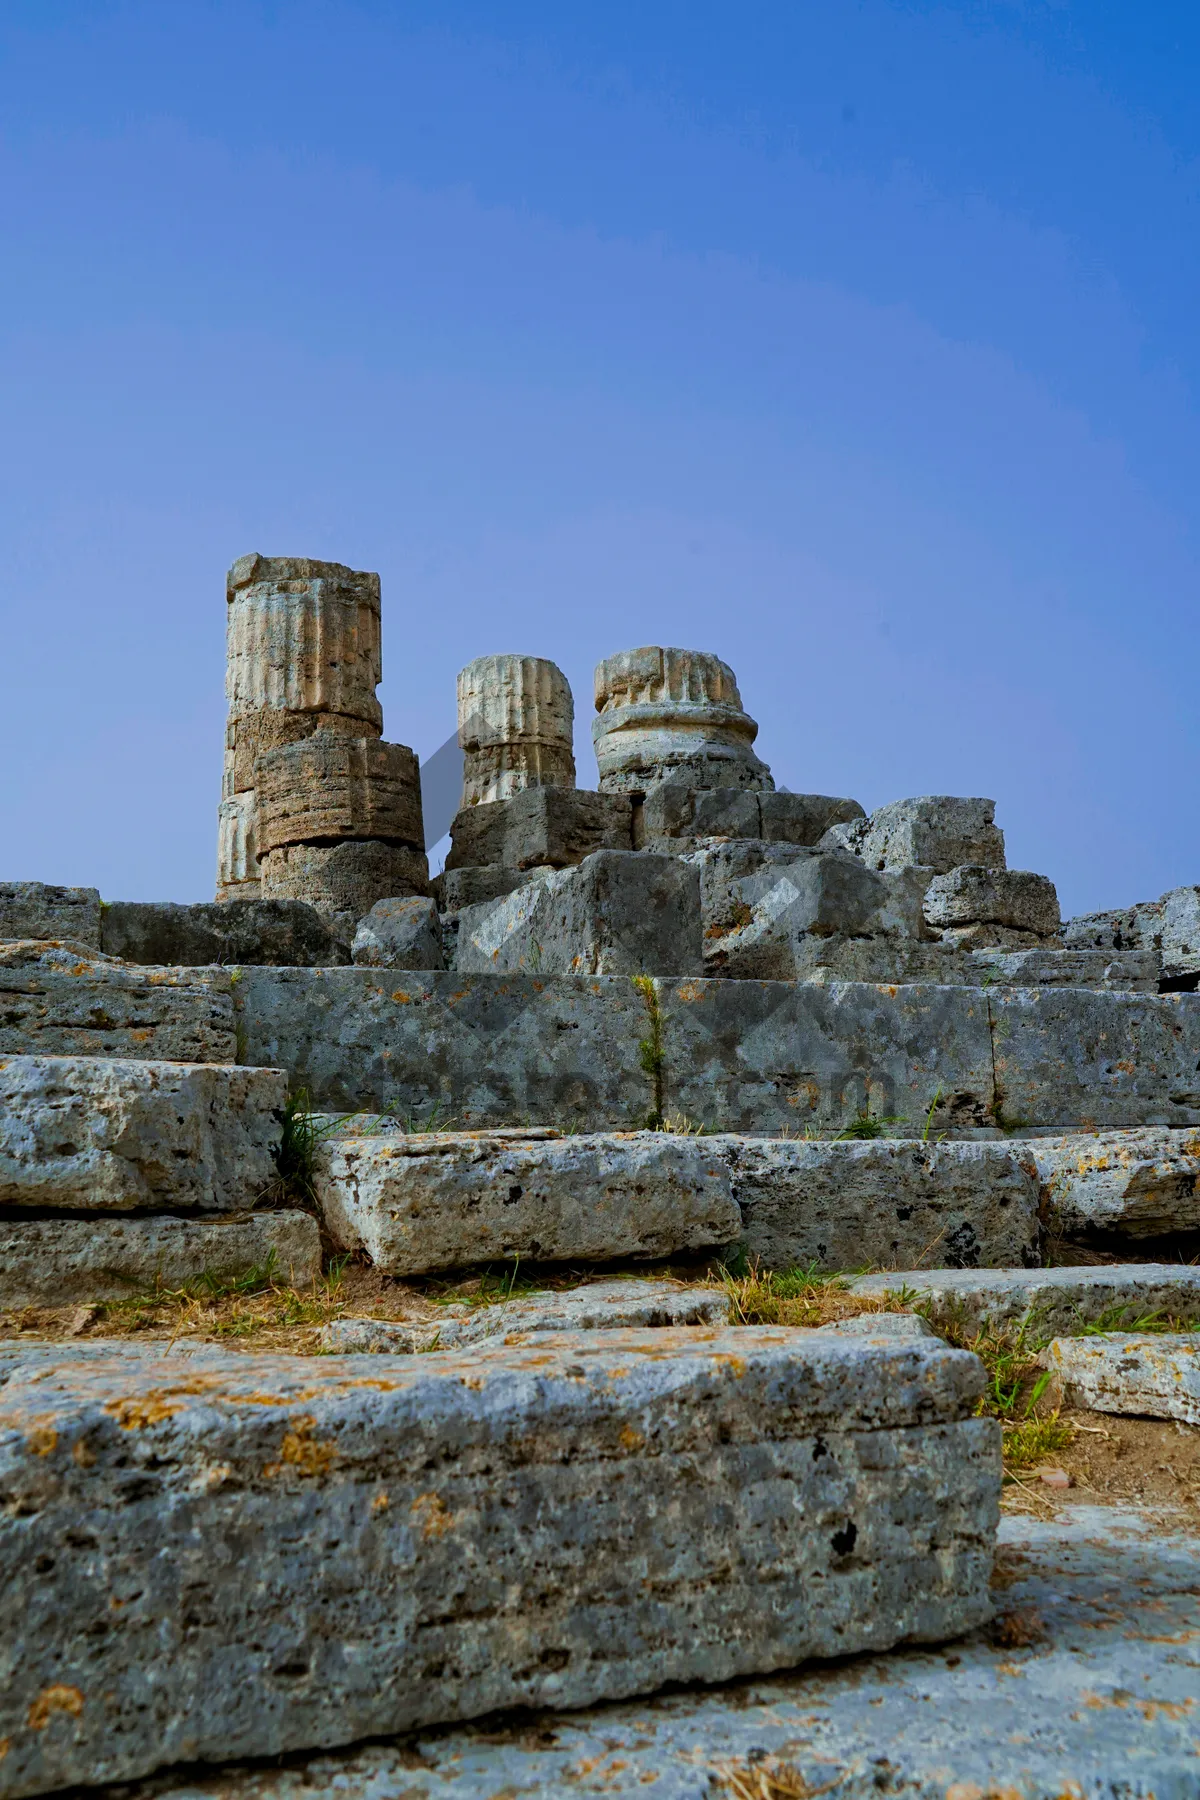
(713, 1759), (832, 1799)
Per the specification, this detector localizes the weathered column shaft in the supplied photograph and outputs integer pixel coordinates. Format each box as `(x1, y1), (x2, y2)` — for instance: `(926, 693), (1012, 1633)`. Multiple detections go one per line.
(592, 645), (772, 794)
(457, 654), (575, 808)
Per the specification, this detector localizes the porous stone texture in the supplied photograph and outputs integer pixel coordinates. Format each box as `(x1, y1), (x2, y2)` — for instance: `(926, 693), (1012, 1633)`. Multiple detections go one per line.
(0, 882), (101, 949)
(819, 1312), (940, 1340)
(924, 865), (1060, 936)
(352, 897), (445, 970)
(227, 706), (377, 796)
(760, 790), (866, 846)
(1019, 1127), (1200, 1238)
(1064, 884), (1200, 984)
(848, 1263), (1200, 1335)
(315, 1131), (742, 1272)
(255, 736), (424, 854)
(259, 841), (430, 920)
(216, 793), (261, 901)
(717, 1136), (1040, 1272)
(967, 946), (1160, 991)
(107, 1506), (1200, 1800)
(1043, 1332), (1200, 1425)
(433, 865), (544, 913)
(322, 1278), (732, 1352)
(0, 1211), (320, 1309)
(0, 1329), (997, 1798)
(593, 647), (773, 794)
(785, 936), (975, 985)
(100, 899), (349, 967)
(445, 787), (633, 873)
(453, 850), (703, 977)
(225, 555), (383, 727)
(457, 654), (575, 807)
(0, 1055), (286, 1212)
(841, 796), (1006, 875)
(0, 943), (236, 1063)
(639, 788), (865, 852)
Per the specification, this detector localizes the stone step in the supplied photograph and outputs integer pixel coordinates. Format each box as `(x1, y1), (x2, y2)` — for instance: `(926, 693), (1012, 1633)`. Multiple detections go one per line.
(1017, 1127), (1200, 1238)
(1042, 1333), (1200, 1426)
(0, 1329), (998, 1799)
(0, 1055), (286, 1213)
(848, 1263), (1200, 1336)
(98, 1504), (1200, 1800)
(0, 1211), (320, 1308)
(0, 943), (235, 1062)
(322, 1277), (731, 1352)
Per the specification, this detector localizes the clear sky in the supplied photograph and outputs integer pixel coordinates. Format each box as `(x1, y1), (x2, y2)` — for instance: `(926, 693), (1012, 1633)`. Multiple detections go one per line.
(2, 2), (1198, 914)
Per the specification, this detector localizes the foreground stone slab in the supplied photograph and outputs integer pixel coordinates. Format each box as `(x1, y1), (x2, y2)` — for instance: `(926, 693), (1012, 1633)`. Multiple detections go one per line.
(99, 899), (348, 967)
(0, 1328), (998, 1798)
(0, 882), (101, 949)
(110, 1505), (1200, 1800)
(315, 1132), (742, 1273)
(1018, 1126), (1200, 1237)
(718, 1135), (1040, 1271)
(849, 1263), (1200, 1335)
(0, 1055), (286, 1212)
(0, 1211), (320, 1308)
(0, 943), (235, 1063)
(1044, 1332), (1200, 1426)
(322, 1278), (731, 1352)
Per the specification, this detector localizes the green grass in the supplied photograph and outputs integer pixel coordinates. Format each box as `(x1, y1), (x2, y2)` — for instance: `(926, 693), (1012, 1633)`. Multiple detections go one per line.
(633, 974), (666, 1128)
(1078, 1300), (1200, 1335)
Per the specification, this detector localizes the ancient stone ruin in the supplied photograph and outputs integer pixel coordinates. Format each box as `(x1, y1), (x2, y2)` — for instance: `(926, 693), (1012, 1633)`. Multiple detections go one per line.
(2, 549), (1198, 1799)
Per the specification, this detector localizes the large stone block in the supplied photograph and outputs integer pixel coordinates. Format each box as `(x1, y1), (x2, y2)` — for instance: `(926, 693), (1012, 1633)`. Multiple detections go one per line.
(593, 646), (772, 792)
(0, 883), (101, 949)
(0, 1211), (319, 1308)
(225, 554), (383, 728)
(0, 1328), (997, 1796)
(759, 790), (865, 845)
(848, 797), (1006, 875)
(967, 946), (1159, 991)
(316, 1131), (742, 1272)
(100, 899), (348, 967)
(445, 787), (632, 873)
(227, 707), (378, 797)
(848, 1262), (1200, 1335)
(453, 851), (702, 977)
(0, 1054), (285, 1212)
(1043, 1333), (1200, 1426)
(255, 736), (424, 854)
(235, 968), (649, 1121)
(1019, 1127), (1200, 1237)
(433, 865), (545, 913)
(259, 841), (429, 918)
(457, 654), (576, 806)
(0, 943), (236, 1063)
(924, 866), (1060, 936)
(719, 1136), (1040, 1272)
(351, 897), (445, 970)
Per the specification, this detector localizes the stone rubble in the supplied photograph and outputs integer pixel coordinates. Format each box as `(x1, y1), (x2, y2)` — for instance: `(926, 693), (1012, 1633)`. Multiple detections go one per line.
(1042, 1331), (1200, 1425)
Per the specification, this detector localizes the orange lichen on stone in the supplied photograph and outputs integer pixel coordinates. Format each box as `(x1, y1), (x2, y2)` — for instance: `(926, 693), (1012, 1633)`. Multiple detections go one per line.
(105, 1395), (184, 1431)
(27, 1686), (84, 1730)
(25, 1420), (57, 1457)
(263, 1416), (338, 1479)
(410, 1491), (456, 1539)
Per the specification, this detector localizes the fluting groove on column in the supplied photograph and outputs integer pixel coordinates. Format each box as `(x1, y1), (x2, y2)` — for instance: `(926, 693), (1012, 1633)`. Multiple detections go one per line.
(458, 654), (575, 808)
(593, 646), (773, 793)
(225, 555), (384, 728)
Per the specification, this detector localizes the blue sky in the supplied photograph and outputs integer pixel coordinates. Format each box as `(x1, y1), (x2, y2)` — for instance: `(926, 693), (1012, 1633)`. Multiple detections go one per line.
(2, 2), (1198, 912)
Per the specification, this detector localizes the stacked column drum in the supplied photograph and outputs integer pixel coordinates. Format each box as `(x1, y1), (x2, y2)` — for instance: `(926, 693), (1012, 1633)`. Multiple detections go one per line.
(457, 654), (576, 808)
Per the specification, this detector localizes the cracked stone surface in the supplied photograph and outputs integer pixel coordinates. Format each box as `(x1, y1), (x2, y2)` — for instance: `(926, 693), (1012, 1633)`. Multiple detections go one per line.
(848, 1263), (1200, 1336)
(1043, 1332), (1200, 1426)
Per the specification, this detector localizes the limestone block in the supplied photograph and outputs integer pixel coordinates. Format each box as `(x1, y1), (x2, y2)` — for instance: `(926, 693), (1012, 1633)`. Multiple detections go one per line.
(0, 1211), (319, 1308)
(759, 791), (866, 846)
(315, 1129), (741, 1272)
(924, 866), (1059, 935)
(255, 736), (424, 854)
(638, 783), (762, 844)
(234, 969), (650, 1123)
(453, 850), (703, 977)
(785, 936), (975, 986)
(845, 797), (1006, 875)
(101, 899), (349, 967)
(592, 646), (773, 793)
(1042, 1333), (1200, 1425)
(0, 943), (236, 1063)
(259, 841), (430, 920)
(216, 794), (261, 896)
(967, 947), (1160, 992)
(225, 554), (383, 729)
(457, 654), (575, 808)
(433, 865), (546, 913)
(1063, 889), (1200, 982)
(352, 897), (445, 970)
(322, 1277), (731, 1352)
(0, 883), (101, 949)
(717, 1136), (1040, 1272)
(1018, 1127), (1200, 1237)
(848, 1263), (1200, 1336)
(1062, 904), (1147, 953)
(228, 707), (378, 796)
(0, 1329), (997, 1798)
(0, 1054), (286, 1212)
(819, 1312), (940, 1340)
(445, 787), (632, 873)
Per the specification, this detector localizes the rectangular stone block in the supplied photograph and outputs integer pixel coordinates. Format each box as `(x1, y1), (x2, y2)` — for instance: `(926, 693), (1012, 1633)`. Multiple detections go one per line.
(759, 792), (865, 846)
(0, 1329), (998, 1796)
(0, 1054), (286, 1212)
(0, 883), (101, 949)
(856, 797), (1005, 875)
(256, 736), (424, 854)
(1018, 1127), (1200, 1237)
(100, 899), (349, 967)
(1043, 1333), (1200, 1425)
(446, 788), (633, 872)
(0, 1211), (320, 1308)
(0, 943), (236, 1063)
(719, 1136), (1040, 1272)
(923, 867), (1060, 935)
(235, 968), (650, 1121)
(315, 1130), (742, 1273)
(968, 947), (1159, 991)
(453, 851), (702, 977)
(434, 865), (543, 913)
(848, 1263), (1200, 1335)
(700, 852), (933, 980)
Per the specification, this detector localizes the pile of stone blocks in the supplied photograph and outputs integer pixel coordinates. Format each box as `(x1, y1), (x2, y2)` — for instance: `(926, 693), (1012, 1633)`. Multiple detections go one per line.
(0, 1053), (317, 1306)
(1065, 882), (1200, 988)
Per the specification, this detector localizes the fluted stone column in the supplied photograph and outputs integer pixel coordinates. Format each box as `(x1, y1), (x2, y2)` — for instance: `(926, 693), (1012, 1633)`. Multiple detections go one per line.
(457, 654), (575, 808)
(592, 646), (773, 794)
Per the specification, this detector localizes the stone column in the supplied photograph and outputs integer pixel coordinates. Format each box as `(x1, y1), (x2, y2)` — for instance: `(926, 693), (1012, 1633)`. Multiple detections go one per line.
(457, 655), (575, 809)
(592, 646), (773, 794)
(216, 555), (385, 901)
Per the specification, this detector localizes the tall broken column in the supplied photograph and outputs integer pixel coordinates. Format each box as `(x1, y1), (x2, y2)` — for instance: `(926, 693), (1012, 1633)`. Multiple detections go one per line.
(217, 554), (427, 918)
(457, 654), (575, 808)
(592, 646), (773, 795)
